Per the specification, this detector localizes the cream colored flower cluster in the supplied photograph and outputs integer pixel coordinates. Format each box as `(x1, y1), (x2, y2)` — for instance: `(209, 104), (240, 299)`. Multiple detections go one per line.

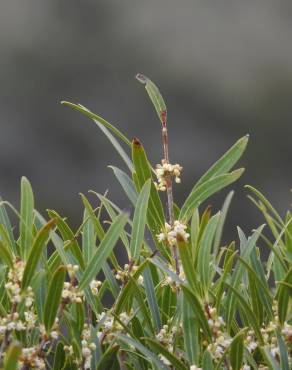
(154, 160), (183, 191)
(2, 259), (37, 335)
(205, 306), (232, 361)
(96, 311), (133, 341)
(19, 347), (46, 369)
(5, 259), (25, 303)
(157, 221), (189, 247)
(0, 312), (26, 335)
(66, 263), (80, 277)
(89, 279), (102, 296)
(156, 323), (178, 365)
(81, 324), (97, 369)
(62, 282), (84, 303)
(115, 264), (144, 285)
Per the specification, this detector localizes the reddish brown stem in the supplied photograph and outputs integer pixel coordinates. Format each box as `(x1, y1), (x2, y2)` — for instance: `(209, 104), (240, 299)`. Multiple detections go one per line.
(161, 115), (179, 276)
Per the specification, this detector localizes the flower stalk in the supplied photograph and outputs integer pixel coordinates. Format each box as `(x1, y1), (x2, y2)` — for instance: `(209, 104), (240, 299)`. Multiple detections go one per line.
(160, 110), (180, 275)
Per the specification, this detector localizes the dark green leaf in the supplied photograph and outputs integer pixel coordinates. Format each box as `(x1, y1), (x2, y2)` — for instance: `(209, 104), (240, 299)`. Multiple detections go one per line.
(22, 218), (56, 290)
(44, 265), (67, 332)
(180, 169), (244, 222)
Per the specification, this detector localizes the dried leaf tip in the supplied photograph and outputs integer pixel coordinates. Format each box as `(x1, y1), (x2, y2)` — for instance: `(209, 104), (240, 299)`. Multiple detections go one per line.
(160, 110), (167, 126)
(132, 137), (141, 147)
(135, 73), (147, 84)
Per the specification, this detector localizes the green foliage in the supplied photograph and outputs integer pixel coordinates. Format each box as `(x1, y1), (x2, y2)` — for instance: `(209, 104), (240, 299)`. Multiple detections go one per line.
(0, 75), (290, 369)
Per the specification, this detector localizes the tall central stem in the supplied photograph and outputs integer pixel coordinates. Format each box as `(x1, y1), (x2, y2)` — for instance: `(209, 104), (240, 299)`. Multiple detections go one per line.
(161, 114), (180, 275)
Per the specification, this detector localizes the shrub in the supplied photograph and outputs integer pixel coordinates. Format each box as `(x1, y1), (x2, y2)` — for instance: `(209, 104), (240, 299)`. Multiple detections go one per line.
(0, 75), (291, 369)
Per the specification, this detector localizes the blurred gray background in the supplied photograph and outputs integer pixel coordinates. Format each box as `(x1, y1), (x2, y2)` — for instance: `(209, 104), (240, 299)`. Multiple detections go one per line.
(0, 0), (291, 239)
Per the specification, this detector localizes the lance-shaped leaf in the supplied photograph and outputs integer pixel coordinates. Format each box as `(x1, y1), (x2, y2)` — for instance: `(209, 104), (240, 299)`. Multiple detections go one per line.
(22, 218), (56, 290)
(136, 73), (167, 124)
(47, 210), (85, 269)
(202, 350), (213, 370)
(225, 283), (263, 344)
(78, 212), (128, 290)
(177, 234), (197, 292)
(230, 328), (247, 370)
(180, 169), (244, 222)
(277, 266), (292, 325)
(61, 101), (131, 146)
(197, 212), (220, 291)
(130, 179), (151, 260)
(143, 267), (161, 331)
(181, 285), (212, 341)
(82, 207), (96, 264)
(0, 240), (13, 267)
(132, 138), (168, 257)
(183, 295), (200, 364)
(195, 135), (249, 189)
(53, 341), (66, 370)
(143, 337), (188, 370)
(116, 333), (169, 370)
(0, 198), (16, 254)
(20, 176), (34, 259)
(109, 166), (138, 206)
(43, 265), (67, 332)
(4, 343), (22, 370)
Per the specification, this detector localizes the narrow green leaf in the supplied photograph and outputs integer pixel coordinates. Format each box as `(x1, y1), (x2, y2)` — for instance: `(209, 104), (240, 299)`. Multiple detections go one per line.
(82, 208), (96, 264)
(128, 276), (154, 334)
(0, 199), (16, 254)
(180, 169), (244, 222)
(0, 240), (13, 267)
(96, 345), (119, 370)
(177, 236), (198, 292)
(53, 341), (66, 370)
(143, 267), (161, 331)
(22, 218), (56, 290)
(4, 343), (22, 370)
(116, 333), (168, 370)
(132, 138), (168, 258)
(47, 210), (85, 269)
(130, 179), (151, 259)
(109, 166), (138, 205)
(276, 330), (289, 370)
(20, 176), (34, 259)
(213, 191), (234, 257)
(225, 283), (263, 344)
(61, 101), (131, 146)
(260, 347), (281, 370)
(113, 260), (148, 315)
(277, 267), (292, 325)
(181, 285), (212, 341)
(230, 328), (247, 370)
(195, 135), (249, 189)
(197, 212), (220, 291)
(183, 294), (200, 364)
(136, 73), (167, 124)
(143, 337), (188, 370)
(31, 269), (47, 321)
(245, 185), (284, 227)
(79, 212), (128, 290)
(80, 194), (105, 242)
(44, 265), (67, 332)
(225, 224), (265, 329)
(202, 350), (214, 370)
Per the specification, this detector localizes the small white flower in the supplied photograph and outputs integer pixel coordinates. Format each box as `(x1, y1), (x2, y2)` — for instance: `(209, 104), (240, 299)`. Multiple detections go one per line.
(90, 279), (102, 295)
(157, 221), (189, 247)
(155, 160), (183, 191)
(51, 331), (59, 340)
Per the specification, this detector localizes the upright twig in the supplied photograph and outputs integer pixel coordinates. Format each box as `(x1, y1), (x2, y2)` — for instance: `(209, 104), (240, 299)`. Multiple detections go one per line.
(160, 111), (180, 276)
